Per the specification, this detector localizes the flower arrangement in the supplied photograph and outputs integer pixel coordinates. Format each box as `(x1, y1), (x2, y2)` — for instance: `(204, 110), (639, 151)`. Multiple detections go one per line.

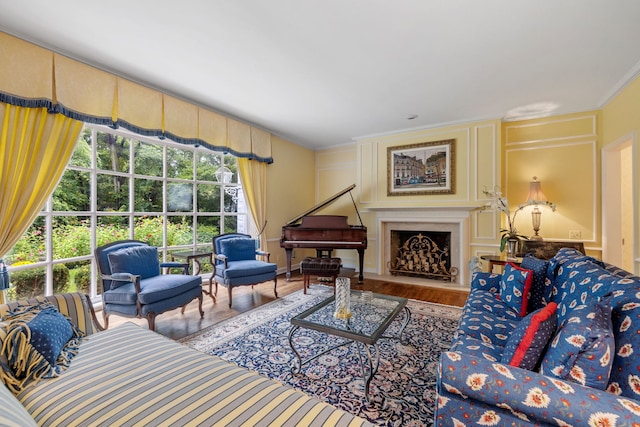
(480, 186), (556, 252)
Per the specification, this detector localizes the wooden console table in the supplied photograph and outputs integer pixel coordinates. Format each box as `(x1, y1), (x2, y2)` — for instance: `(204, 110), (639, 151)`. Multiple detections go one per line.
(480, 254), (522, 273)
(481, 240), (585, 273)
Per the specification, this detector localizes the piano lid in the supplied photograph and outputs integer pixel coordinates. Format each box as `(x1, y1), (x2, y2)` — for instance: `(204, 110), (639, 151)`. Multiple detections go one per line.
(285, 184), (362, 226)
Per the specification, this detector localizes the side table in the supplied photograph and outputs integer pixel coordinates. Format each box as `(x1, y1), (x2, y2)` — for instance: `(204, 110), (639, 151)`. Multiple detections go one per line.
(480, 254), (522, 273)
(170, 249), (216, 302)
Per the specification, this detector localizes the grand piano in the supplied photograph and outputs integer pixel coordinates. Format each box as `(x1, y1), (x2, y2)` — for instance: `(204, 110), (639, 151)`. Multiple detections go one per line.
(280, 184), (367, 283)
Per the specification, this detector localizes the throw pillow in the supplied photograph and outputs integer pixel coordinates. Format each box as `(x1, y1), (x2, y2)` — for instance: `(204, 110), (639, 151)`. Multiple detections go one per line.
(552, 260), (619, 326)
(520, 254), (551, 313)
(0, 303), (84, 394)
(108, 245), (160, 280)
(219, 238), (257, 262)
(540, 299), (614, 390)
(605, 279), (640, 398)
(501, 302), (558, 370)
(499, 262), (533, 317)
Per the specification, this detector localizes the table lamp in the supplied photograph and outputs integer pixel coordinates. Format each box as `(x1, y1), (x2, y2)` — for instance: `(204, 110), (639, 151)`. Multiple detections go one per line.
(525, 176), (549, 240)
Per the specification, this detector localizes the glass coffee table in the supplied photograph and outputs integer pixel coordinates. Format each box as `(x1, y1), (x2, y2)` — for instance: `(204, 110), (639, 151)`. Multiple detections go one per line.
(288, 291), (411, 402)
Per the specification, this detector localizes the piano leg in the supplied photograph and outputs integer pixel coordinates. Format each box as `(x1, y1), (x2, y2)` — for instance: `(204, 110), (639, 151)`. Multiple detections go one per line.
(285, 248), (293, 281)
(358, 249), (365, 283)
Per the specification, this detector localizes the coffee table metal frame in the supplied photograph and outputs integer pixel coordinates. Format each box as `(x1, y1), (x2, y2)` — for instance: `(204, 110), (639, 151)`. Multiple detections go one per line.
(288, 291), (411, 402)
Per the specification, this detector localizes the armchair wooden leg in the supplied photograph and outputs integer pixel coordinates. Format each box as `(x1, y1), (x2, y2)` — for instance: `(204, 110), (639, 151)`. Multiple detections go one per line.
(103, 312), (110, 330)
(228, 286), (233, 308)
(181, 294), (205, 317)
(209, 277), (216, 302)
(273, 276), (278, 298)
(147, 313), (156, 331)
(197, 293), (204, 318)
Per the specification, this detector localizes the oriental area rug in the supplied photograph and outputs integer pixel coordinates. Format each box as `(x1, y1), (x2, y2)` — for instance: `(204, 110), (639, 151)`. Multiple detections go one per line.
(179, 286), (462, 427)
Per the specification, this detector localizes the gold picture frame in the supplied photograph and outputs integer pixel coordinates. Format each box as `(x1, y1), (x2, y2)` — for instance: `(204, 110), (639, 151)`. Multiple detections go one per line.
(387, 139), (455, 196)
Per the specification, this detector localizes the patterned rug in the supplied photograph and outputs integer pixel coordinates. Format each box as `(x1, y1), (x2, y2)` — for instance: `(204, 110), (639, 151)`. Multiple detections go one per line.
(180, 286), (462, 426)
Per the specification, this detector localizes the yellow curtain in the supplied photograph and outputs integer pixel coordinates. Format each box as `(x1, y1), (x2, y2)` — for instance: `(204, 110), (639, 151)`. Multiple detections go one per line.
(0, 103), (83, 260)
(238, 158), (267, 250)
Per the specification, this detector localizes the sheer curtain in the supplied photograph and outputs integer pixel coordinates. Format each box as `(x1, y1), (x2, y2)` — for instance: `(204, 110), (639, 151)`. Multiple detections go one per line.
(0, 103), (83, 302)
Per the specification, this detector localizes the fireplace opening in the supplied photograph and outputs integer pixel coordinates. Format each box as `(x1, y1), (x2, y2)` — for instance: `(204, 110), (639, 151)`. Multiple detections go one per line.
(387, 230), (458, 281)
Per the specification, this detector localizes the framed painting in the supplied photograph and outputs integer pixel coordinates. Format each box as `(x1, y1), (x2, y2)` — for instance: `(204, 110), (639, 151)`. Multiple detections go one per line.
(387, 139), (455, 196)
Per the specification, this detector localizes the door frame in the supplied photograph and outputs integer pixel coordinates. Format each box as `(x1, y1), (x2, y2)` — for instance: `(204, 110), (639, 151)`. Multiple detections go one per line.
(601, 131), (638, 273)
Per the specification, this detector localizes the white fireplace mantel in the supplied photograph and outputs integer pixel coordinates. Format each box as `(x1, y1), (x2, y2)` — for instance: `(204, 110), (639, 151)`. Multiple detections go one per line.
(374, 207), (473, 286)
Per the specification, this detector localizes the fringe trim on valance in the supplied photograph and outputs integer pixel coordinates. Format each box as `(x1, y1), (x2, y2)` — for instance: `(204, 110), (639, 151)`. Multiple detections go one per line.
(0, 93), (54, 111)
(0, 92), (275, 164)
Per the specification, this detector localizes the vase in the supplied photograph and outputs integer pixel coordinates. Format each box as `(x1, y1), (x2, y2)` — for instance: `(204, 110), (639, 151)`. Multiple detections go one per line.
(334, 277), (352, 319)
(506, 239), (518, 259)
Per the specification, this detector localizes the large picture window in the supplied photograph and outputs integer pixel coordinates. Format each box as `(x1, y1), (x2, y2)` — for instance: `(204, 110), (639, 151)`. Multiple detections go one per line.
(4, 125), (248, 301)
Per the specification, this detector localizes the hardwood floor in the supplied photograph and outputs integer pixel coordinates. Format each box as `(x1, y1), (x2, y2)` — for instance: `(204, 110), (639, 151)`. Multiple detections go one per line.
(105, 272), (469, 340)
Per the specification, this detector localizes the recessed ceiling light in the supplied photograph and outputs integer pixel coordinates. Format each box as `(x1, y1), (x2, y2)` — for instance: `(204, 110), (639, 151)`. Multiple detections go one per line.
(503, 102), (559, 121)
(406, 114), (418, 120)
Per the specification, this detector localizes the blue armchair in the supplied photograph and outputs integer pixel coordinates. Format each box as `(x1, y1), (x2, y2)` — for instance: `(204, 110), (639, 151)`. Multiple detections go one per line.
(212, 233), (278, 307)
(95, 240), (204, 331)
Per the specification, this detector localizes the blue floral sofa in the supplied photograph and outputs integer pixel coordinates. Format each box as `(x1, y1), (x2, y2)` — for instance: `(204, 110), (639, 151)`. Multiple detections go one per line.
(435, 248), (640, 426)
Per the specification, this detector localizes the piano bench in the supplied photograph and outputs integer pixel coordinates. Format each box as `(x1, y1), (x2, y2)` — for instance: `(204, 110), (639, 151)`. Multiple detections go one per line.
(300, 257), (342, 294)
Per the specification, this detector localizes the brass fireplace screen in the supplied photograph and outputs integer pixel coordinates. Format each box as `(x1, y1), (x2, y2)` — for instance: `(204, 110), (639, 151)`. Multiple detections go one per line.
(388, 232), (458, 282)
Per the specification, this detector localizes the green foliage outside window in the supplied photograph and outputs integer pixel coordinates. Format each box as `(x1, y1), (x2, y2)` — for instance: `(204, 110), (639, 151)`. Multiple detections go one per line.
(4, 126), (244, 301)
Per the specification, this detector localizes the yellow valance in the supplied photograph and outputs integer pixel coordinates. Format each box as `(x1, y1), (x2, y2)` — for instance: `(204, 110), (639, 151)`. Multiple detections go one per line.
(0, 32), (272, 163)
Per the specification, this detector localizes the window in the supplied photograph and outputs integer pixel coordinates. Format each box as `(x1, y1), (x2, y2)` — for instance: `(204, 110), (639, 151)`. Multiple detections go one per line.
(4, 125), (248, 301)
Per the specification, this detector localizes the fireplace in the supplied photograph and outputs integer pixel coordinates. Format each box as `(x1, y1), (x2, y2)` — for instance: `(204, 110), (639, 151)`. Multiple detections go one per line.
(374, 207), (472, 286)
(388, 230), (457, 281)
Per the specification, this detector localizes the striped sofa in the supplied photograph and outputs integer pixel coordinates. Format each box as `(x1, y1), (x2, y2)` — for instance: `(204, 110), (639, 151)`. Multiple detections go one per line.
(0, 293), (372, 427)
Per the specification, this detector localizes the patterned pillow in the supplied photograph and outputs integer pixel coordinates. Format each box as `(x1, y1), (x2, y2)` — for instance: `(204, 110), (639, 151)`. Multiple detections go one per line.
(605, 279), (640, 398)
(520, 254), (551, 313)
(499, 263), (533, 317)
(540, 299), (614, 389)
(501, 302), (558, 370)
(0, 303), (84, 394)
(546, 248), (603, 283)
(469, 271), (502, 293)
(552, 260), (619, 325)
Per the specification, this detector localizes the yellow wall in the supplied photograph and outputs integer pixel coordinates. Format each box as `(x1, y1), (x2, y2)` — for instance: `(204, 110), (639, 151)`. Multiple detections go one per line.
(264, 135), (316, 268)
(252, 76), (640, 277)
(317, 120), (502, 275)
(313, 111), (609, 275)
(268, 77), (640, 278)
(502, 112), (601, 257)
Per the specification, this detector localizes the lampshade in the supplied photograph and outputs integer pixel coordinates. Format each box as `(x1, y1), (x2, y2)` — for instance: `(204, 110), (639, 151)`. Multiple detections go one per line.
(525, 176), (548, 204)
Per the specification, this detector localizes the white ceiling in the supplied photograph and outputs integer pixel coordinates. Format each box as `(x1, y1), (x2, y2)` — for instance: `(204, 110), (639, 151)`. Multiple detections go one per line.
(1, 1), (640, 150)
